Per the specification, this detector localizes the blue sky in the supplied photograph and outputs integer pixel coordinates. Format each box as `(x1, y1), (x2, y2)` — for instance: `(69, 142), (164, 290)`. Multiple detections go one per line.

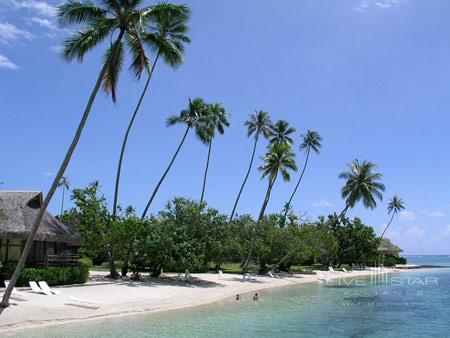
(1, 0), (450, 255)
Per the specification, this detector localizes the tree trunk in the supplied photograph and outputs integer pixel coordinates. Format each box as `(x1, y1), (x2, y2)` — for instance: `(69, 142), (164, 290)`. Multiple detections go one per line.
(1, 31), (125, 308)
(242, 173), (278, 273)
(283, 147), (310, 219)
(200, 141), (212, 203)
(141, 125), (190, 218)
(109, 52), (160, 279)
(230, 132), (259, 221)
(60, 187), (65, 216)
(380, 212), (396, 239)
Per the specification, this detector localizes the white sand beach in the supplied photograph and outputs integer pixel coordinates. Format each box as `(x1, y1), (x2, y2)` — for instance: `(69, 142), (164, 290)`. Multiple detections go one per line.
(0, 269), (397, 333)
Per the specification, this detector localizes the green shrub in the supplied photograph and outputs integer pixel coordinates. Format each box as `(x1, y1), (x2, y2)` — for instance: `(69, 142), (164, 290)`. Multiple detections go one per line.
(79, 257), (93, 268)
(15, 265), (89, 287)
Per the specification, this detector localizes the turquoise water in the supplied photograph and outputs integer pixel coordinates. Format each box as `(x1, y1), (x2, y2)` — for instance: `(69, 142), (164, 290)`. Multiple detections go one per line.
(405, 255), (450, 266)
(9, 268), (450, 338)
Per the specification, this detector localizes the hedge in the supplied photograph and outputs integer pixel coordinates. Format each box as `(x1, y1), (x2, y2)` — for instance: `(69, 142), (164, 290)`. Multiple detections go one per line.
(1, 261), (90, 287)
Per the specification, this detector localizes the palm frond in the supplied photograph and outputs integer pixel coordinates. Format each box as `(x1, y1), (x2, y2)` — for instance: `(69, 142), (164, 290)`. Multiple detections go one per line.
(57, 0), (107, 26)
(126, 29), (149, 79)
(102, 39), (124, 102)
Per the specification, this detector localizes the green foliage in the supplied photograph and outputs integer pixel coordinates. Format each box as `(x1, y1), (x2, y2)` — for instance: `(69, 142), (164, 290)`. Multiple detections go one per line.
(79, 257), (93, 268)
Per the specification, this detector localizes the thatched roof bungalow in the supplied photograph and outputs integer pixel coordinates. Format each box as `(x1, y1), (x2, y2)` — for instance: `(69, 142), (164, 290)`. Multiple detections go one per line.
(0, 191), (83, 267)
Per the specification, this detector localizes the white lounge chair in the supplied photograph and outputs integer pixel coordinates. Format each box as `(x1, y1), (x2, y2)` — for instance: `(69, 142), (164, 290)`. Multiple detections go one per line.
(65, 295), (100, 309)
(218, 270), (224, 279)
(328, 266), (337, 273)
(267, 271), (279, 279)
(38, 281), (61, 295)
(29, 281), (52, 295)
(243, 273), (256, 281)
(342, 268), (350, 273)
(4, 281), (29, 301)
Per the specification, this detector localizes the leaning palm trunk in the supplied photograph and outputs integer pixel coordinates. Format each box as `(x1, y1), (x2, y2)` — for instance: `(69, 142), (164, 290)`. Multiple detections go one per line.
(380, 212), (396, 239)
(141, 125), (190, 218)
(230, 132), (259, 221)
(242, 173), (278, 273)
(200, 141), (212, 203)
(1, 31), (125, 308)
(283, 147), (310, 219)
(110, 53), (160, 278)
(112, 52), (161, 220)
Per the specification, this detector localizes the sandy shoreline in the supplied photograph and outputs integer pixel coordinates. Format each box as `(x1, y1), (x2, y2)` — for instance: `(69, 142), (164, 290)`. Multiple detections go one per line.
(0, 269), (398, 333)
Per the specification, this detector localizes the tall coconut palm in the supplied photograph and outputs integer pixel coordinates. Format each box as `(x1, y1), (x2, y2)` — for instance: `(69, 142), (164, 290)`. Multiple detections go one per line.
(112, 4), (191, 223)
(229, 110), (272, 220)
(2, 0), (162, 307)
(141, 98), (207, 218)
(58, 176), (71, 215)
(268, 120), (296, 146)
(242, 143), (297, 272)
(283, 130), (322, 218)
(198, 103), (230, 203)
(381, 195), (405, 238)
(337, 159), (386, 222)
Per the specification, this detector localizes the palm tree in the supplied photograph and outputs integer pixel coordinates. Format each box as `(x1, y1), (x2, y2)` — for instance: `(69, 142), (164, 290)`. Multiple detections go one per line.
(336, 159), (386, 222)
(229, 111), (272, 220)
(58, 176), (71, 215)
(242, 143), (297, 272)
(268, 120), (296, 146)
(283, 130), (322, 218)
(381, 195), (405, 238)
(112, 4), (191, 223)
(198, 103), (230, 203)
(141, 98), (207, 218)
(2, 0), (163, 307)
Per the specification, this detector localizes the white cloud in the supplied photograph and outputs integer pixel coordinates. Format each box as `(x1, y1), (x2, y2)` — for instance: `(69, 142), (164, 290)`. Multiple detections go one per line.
(0, 54), (19, 70)
(354, 0), (407, 12)
(430, 211), (446, 218)
(0, 22), (34, 44)
(44, 171), (53, 176)
(441, 225), (450, 237)
(7, 0), (56, 17)
(313, 199), (334, 207)
(399, 210), (415, 221)
(404, 226), (425, 239)
(28, 17), (57, 30)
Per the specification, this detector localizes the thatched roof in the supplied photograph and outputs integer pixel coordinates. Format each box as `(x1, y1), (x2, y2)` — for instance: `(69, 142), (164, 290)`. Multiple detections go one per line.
(0, 191), (84, 246)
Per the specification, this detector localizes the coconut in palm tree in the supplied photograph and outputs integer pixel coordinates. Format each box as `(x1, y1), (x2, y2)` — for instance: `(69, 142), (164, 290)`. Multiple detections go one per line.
(283, 130), (322, 219)
(1, 0), (167, 307)
(242, 143), (297, 272)
(230, 110), (272, 220)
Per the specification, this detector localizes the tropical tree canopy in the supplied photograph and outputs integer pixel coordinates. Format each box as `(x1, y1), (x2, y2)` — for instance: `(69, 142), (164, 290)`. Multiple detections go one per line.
(268, 120), (296, 146)
(388, 195), (405, 215)
(167, 97), (208, 129)
(259, 143), (297, 182)
(339, 159), (386, 209)
(58, 1), (189, 102)
(58, 176), (70, 190)
(300, 130), (322, 154)
(245, 110), (272, 139)
(197, 102), (231, 143)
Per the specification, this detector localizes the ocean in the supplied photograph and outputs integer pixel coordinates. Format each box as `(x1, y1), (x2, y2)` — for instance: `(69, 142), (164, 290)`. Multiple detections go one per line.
(8, 256), (450, 338)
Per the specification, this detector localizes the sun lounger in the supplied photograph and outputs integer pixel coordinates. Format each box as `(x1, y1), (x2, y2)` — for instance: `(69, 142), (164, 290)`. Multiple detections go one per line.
(29, 281), (52, 295)
(328, 266), (337, 273)
(38, 281), (61, 295)
(314, 271), (329, 282)
(267, 271), (279, 278)
(342, 268), (350, 273)
(65, 295), (101, 309)
(218, 270), (224, 279)
(243, 273), (256, 281)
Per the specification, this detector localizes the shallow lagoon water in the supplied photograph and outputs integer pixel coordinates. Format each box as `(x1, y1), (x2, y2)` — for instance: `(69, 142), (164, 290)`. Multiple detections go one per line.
(9, 267), (450, 338)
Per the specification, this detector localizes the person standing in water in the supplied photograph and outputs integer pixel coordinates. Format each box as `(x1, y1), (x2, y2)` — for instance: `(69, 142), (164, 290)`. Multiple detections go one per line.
(253, 293), (259, 301)
(235, 294), (241, 301)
